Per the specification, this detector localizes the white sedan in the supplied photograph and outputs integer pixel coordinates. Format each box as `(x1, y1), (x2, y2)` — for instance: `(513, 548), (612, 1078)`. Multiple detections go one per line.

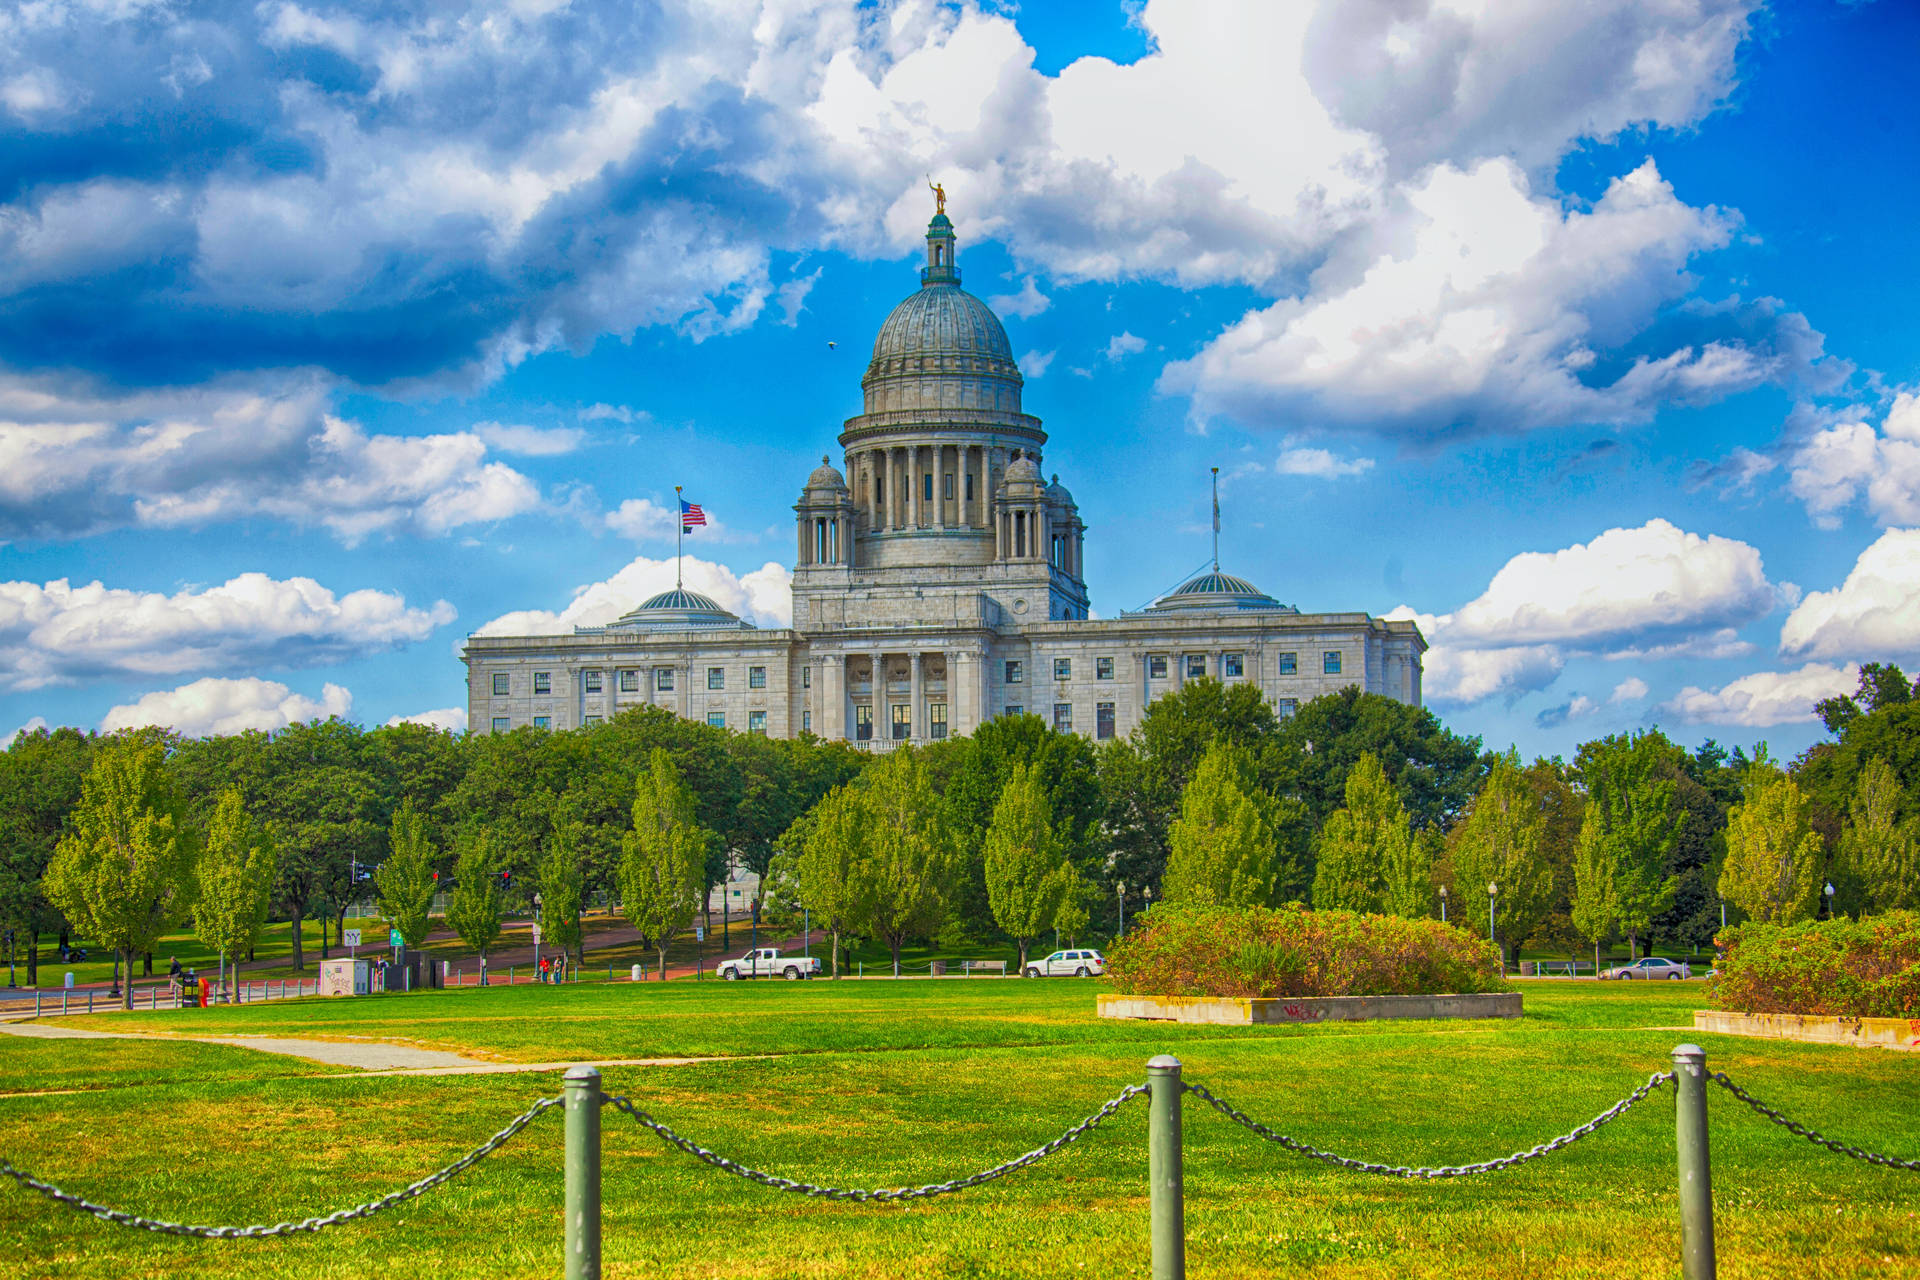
(1602, 956), (1693, 980)
(1025, 949), (1106, 978)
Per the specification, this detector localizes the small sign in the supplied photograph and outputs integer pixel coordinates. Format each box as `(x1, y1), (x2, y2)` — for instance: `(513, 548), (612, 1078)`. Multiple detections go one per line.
(531, 924), (541, 944)
(343, 929), (361, 948)
(389, 928), (403, 948)
(695, 926), (705, 943)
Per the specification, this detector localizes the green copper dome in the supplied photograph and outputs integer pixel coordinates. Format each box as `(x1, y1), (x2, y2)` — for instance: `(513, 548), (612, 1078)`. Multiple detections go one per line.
(576, 587), (757, 634)
(1145, 570), (1294, 614)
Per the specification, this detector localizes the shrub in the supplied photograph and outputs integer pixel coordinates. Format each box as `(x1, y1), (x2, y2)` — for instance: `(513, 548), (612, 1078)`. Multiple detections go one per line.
(1105, 902), (1505, 998)
(1708, 911), (1920, 1018)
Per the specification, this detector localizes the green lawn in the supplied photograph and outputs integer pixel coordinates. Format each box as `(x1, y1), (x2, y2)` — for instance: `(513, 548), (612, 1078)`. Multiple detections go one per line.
(3, 981), (1916, 1278)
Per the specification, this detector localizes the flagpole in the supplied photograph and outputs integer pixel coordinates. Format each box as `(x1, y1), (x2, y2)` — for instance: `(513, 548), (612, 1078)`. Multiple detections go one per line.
(675, 484), (684, 589)
(1211, 466), (1220, 571)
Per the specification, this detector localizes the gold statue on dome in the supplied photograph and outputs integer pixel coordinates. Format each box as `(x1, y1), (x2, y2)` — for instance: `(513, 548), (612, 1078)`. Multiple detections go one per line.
(928, 179), (946, 216)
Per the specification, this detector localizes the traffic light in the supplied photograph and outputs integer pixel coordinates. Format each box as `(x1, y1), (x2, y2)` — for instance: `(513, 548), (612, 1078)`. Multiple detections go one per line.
(431, 871), (439, 884)
(500, 869), (513, 890)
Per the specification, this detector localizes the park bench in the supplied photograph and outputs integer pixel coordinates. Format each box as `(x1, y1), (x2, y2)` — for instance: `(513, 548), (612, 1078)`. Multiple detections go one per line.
(960, 960), (1008, 976)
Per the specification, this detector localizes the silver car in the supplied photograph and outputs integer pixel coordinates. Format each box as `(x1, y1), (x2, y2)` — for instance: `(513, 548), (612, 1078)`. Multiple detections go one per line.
(1602, 956), (1692, 980)
(1026, 949), (1106, 978)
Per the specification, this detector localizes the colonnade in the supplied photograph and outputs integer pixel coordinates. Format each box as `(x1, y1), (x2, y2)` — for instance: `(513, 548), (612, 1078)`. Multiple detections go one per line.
(810, 648), (983, 745)
(852, 442), (996, 533)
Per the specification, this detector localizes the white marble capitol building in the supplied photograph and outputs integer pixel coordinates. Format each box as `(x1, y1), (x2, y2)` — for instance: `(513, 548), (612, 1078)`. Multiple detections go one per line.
(464, 209), (1425, 744)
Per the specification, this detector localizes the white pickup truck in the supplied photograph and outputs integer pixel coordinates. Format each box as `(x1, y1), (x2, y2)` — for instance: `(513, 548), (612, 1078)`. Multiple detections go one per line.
(714, 948), (821, 981)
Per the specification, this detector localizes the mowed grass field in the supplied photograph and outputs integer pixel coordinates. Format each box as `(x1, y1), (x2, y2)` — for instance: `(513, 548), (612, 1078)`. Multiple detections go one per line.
(2, 980), (1917, 1279)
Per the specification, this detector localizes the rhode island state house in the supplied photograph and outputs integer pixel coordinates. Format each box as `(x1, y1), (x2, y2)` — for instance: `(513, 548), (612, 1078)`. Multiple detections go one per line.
(463, 207), (1425, 744)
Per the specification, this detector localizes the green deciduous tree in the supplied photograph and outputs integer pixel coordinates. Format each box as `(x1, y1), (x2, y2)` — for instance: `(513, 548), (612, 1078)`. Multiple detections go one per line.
(42, 736), (197, 1009)
(1163, 743), (1289, 908)
(1575, 732), (1683, 959)
(192, 788), (276, 1000)
(1719, 762), (1825, 924)
(1448, 755), (1555, 964)
(785, 784), (871, 977)
(1571, 806), (1617, 971)
(1311, 753), (1412, 914)
(374, 799), (439, 949)
(1841, 757), (1920, 913)
(0, 726), (94, 987)
(446, 831), (505, 977)
(982, 763), (1071, 969)
(619, 749), (708, 979)
(539, 825), (587, 966)
(857, 747), (954, 976)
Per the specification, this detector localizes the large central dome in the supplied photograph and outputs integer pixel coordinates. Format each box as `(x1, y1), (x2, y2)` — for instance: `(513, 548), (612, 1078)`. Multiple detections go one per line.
(857, 212), (1025, 418)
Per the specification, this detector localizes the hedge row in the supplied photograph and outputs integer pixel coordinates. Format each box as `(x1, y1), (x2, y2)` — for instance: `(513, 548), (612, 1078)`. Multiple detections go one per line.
(1709, 911), (1920, 1018)
(1105, 903), (1505, 998)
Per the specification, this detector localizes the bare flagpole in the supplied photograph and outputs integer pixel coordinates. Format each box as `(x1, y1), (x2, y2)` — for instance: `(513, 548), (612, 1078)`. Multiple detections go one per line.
(675, 484), (684, 589)
(1211, 466), (1220, 572)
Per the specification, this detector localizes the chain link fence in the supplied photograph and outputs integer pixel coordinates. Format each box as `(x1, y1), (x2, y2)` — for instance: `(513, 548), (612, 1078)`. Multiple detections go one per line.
(2, 1048), (1915, 1280)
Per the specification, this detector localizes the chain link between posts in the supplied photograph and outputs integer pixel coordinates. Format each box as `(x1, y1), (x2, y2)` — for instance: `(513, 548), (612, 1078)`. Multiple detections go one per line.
(0, 1094), (562, 1238)
(1181, 1072), (1677, 1178)
(1708, 1073), (1920, 1172)
(600, 1084), (1148, 1200)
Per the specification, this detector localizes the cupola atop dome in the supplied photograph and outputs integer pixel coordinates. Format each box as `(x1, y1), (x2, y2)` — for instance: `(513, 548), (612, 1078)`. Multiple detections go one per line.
(803, 455), (847, 494)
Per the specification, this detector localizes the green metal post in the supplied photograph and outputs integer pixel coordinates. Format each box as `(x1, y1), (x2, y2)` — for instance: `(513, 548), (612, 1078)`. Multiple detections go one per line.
(1148, 1054), (1185, 1280)
(1673, 1044), (1716, 1280)
(564, 1065), (603, 1280)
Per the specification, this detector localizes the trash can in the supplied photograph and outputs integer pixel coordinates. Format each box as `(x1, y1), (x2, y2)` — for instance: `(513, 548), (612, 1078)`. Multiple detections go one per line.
(929, 960), (947, 976)
(198, 977), (211, 1008)
(631, 964), (643, 982)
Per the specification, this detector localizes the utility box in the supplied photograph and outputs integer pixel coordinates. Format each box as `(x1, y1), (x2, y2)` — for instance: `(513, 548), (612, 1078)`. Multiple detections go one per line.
(320, 957), (371, 996)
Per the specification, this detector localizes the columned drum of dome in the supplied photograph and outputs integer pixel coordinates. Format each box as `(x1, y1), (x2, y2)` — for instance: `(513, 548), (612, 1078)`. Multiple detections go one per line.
(463, 194), (1424, 746)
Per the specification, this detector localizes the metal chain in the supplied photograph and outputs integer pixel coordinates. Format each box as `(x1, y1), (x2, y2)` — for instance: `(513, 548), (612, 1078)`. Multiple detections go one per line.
(0, 1094), (562, 1237)
(1709, 1073), (1920, 1171)
(601, 1084), (1146, 1200)
(1181, 1073), (1674, 1179)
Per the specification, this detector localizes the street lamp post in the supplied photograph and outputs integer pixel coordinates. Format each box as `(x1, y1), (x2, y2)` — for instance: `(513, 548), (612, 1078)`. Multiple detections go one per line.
(1438, 885), (1448, 924)
(1488, 882), (1501, 976)
(804, 906), (811, 960)
(533, 892), (542, 979)
(1116, 883), (1127, 938)
(1824, 881), (1836, 919)
(5, 928), (14, 988)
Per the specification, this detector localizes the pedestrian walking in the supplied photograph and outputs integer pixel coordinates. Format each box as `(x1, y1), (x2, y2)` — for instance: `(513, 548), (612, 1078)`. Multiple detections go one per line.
(539, 956), (551, 984)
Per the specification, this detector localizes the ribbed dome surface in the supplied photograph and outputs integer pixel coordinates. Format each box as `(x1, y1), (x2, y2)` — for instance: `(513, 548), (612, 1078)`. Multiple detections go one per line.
(868, 285), (1015, 366)
(578, 587), (758, 633)
(1146, 570), (1294, 614)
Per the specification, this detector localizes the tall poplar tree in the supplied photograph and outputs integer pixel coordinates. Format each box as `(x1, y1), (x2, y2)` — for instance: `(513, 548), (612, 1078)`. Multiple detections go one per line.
(1163, 743), (1285, 908)
(857, 747), (954, 976)
(1575, 733), (1682, 959)
(983, 763), (1070, 969)
(192, 788), (277, 1001)
(787, 784), (872, 977)
(446, 831), (505, 979)
(374, 799), (439, 949)
(1311, 753), (1412, 914)
(1841, 757), (1920, 913)
(1719, 762), (1824, 924)
(1571, 806), (1618, 970)
(42, 736), (197, 1010)
(1449, 755), (1555, 963)
(619, 748), (708, 980)
(539, 824), (587, 967)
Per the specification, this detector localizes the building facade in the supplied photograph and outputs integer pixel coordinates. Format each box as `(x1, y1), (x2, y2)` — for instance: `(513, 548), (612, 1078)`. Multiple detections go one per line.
(464, 210), (1424, 743)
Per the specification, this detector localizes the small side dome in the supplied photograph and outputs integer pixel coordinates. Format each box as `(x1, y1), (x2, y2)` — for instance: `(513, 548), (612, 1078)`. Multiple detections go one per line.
(1045, 473), (1076, 508)
(1003, 451), (1043, 485)
(1145, 569), (1296, 615)
(803, 455), (848, 495)
(578, 586), (758, 633)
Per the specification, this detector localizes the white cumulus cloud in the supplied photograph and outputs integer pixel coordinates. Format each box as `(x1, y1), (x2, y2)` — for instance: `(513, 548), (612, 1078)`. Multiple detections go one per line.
(1780, 528), (1920, 662)
(0, 572), (454, 691)
(386, 707), (468, 733)
(473, 422), (586, 456)
(1658, 663), (1857, 727)
(1611, 677), (1650, 703)
(1274, 441), (1373, 478)
(1105, 332), (1147, 362)
(102, 678), (353, 737)
(1786, 393), (1920, 529)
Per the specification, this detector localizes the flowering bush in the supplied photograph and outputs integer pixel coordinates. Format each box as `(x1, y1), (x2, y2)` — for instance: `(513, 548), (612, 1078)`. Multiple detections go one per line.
(1105, 903), (1505, 998)
(1709, 912), (1920, 1018)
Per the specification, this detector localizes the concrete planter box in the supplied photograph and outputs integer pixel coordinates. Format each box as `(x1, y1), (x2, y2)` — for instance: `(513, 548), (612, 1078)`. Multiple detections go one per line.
(1097, 992), (1522, 1025)
(1694, 1009), (1920, 1053)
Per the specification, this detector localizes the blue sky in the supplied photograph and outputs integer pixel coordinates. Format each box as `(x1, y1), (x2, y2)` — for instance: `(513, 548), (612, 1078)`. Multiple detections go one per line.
(2, 0), (1917, 760)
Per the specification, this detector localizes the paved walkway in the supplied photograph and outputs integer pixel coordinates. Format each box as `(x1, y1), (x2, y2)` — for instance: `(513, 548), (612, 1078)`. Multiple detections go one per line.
(0, 1021), (739, 1078)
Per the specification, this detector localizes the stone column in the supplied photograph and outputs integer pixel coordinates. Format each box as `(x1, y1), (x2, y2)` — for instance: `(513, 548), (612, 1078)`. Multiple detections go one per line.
(821, 655), (845, 740)
(907, 649), (921, 743)
(908, 444), (920, 529)
(934, 445), (946, 530)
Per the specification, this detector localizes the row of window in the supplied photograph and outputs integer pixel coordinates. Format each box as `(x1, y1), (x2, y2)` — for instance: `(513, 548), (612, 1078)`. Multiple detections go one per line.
(492, 710), (773, 734)
(848, 702), (952, 742)
(493, 665), (778, 697)
(1003, 651), (1341, 684)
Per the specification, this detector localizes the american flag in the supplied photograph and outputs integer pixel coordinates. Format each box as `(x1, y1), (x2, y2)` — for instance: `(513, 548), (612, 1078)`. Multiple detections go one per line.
(680, 498), (707, 533)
